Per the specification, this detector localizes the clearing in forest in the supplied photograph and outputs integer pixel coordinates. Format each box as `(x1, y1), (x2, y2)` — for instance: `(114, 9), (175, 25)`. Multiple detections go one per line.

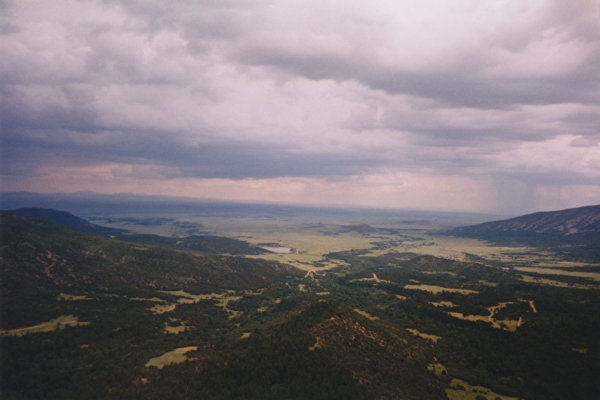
(57, 293), (90, 301)
(165, 325), (186, 334)
(164, 319), (187, 334)
(149, 303), (177, 314)
(406, 328), (441, 343)
(145, 346), (198, 368)
(429, 363), (517, 399)
(353, 309), (379, 320)
(308, 336), (323, 350)
(430, 301), (457, 308)
(404, 284), (478, 295)
(350, 273), (392, 284)
(447, 302), (521, 332)
(150, 290), (250, 317)
(0, 315), (90, 336)
(446, 377), (518, 400)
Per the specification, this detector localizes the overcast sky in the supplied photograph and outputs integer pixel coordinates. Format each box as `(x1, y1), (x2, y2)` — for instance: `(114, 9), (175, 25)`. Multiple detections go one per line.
(1, 0), (600, 214)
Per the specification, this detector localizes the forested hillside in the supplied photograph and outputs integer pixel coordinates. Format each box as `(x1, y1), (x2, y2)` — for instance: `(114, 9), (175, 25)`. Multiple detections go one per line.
(13, 208), (269, 255)
(0, 212), (301, 329)
(13, 208), (127, 235)
(1, 211), (599, 399)
(116, 233), (269, 255)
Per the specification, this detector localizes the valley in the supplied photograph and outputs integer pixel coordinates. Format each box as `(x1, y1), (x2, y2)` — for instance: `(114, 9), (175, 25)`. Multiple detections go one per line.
(1, 204), (599, 399)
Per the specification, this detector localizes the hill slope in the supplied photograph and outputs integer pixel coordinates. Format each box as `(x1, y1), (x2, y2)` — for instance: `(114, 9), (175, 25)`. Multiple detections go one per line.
(453, 205), (600, 237)
(1, 211), (303, 328)
(13, 208), (127, 235)
(1, 210), (599, 400)
(0, 212), (446, 399)
(116, 233), (268, 255)
(115, 300), (447, 400)
(450, 204), (600, 249)
(12, 208), (267, 255)
(448, 205), (600, 262)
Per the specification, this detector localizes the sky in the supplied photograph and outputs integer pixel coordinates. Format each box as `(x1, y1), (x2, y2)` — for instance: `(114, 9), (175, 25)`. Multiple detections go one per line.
(1, 0), (600, 214)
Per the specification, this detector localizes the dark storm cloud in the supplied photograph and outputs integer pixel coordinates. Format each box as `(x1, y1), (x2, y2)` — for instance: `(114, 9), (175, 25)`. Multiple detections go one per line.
(3, 126), (386, 180)
(234, 48), (600, 109)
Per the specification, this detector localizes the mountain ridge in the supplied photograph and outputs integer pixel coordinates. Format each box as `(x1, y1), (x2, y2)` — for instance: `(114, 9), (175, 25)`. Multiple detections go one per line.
(451, 204), (600, 237)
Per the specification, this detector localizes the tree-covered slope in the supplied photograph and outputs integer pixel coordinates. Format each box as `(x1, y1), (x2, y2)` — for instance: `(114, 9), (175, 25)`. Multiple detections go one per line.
(114, 299), (447, 400)
(13, 208), (127, 235)
(116, 233), (268, 255)
(0, 211), (302, 328)
(11, 208), (267, 255)
(2, 210), (599, 400)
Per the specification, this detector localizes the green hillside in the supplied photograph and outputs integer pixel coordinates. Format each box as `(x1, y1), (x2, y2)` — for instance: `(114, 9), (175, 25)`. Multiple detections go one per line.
(116, 233), (269, 255)
(0, 212), (446, 399)
(14, 208), (127, 235)
(1, 211), (599, 400)
(0, 211), (301, 329)
(117, 300), (447, 400)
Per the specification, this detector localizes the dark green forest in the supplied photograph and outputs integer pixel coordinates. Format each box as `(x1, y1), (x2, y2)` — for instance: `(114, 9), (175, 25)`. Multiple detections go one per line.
(1, 211), (599, 399)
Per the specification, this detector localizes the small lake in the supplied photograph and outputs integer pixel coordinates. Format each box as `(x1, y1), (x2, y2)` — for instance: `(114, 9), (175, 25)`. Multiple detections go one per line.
(260, 246), (292, 254)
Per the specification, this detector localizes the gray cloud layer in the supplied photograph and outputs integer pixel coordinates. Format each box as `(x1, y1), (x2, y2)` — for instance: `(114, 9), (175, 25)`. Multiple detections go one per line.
(1, 0), (600, 212)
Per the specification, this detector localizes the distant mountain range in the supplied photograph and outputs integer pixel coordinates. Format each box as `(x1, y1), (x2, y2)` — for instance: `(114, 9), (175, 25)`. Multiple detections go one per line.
(450, 205), (600, 259)
(452, 205), (600, 236)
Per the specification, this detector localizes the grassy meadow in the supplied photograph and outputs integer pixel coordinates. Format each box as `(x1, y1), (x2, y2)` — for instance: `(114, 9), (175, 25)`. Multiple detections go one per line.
(145, 346), (198, 368)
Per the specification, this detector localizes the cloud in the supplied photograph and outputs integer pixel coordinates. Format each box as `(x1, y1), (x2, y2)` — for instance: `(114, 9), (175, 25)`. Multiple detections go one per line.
(1, 0), (600, 213)
(230, 1), (600, 106)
